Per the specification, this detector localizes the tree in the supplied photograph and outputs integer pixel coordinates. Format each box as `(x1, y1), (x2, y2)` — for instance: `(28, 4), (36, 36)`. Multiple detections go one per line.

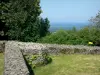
(0, 0), (9, 40)
(39, 18), (50, 37)
(90, 11), (100, 28)
(0, 0), (50, 42)
(89, 11), (100, 46)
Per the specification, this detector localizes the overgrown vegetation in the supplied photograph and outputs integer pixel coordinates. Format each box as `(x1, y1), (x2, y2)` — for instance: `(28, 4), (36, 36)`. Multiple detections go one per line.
(25, 53), (52, 69)
(0, 53), (4, 75)
(34, 54), (100, 75)
(38, 26), (100, 46)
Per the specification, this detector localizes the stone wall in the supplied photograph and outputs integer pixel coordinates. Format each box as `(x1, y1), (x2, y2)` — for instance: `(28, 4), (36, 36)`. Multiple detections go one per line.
(19, 42), (100, 55)
(3, 41), (100, 75)
(4, 41), (29, 75)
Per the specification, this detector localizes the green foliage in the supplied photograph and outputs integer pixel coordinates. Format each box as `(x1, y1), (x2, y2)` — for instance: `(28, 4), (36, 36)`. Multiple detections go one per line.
(0, 0), (50, 41)
(45, 56), (52, 64)
(38, 26), (100, 46)
(25, 54), (52, 69)
(39, 18), (50, 37)
(38, 11), (100, 46)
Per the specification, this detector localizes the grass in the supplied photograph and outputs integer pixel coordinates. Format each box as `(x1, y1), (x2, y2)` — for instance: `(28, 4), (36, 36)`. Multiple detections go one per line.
(34, 54), (100, 75)
(0, 53), (4, 75)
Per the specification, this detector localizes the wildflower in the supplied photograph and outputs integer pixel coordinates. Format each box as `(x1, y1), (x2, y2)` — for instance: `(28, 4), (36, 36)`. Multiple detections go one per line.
(88, 42), (93, 45)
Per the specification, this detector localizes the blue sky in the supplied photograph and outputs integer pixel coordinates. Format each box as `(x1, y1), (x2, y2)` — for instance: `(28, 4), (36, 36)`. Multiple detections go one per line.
(40, 0), (100, 23)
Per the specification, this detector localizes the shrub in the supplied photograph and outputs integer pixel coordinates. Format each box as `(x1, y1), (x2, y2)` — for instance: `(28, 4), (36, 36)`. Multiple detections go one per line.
(25, 53), (52, 69)
(38, 26), (100, 46)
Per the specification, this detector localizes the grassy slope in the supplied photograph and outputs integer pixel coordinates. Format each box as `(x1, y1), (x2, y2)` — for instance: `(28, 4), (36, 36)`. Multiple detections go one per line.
(0, 53), (4, 75)
(34, 55), (100, 75)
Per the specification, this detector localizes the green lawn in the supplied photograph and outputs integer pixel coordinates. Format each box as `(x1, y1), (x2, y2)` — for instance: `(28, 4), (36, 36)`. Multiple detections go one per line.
(34, 54), (100, 75)
(0, 53), (4, 75)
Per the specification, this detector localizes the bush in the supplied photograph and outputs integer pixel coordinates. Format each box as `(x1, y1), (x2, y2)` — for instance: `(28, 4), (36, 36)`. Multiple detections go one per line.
(25, 53), (52, 69)
(38, 27), (100, 46)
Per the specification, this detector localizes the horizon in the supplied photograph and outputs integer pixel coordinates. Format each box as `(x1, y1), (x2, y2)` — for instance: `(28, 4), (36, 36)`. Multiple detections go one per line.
(49, 22), (90, 32)
(40, 0), (100, 23)
(50, 21), (90, 24)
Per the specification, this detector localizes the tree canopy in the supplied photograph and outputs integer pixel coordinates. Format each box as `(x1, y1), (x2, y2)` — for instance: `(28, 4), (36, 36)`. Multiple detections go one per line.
(0, 0), (50, 41)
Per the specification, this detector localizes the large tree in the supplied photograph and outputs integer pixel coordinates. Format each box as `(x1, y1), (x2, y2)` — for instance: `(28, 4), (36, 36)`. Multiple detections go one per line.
(0, 0), (50, 41)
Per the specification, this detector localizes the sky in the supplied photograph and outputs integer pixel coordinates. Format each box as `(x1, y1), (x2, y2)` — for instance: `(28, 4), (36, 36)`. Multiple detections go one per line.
(40, 0), (100, 23)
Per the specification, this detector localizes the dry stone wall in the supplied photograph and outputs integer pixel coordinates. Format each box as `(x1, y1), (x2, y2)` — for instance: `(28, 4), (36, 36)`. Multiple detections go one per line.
(4, 41), (29, 75)
(19, 42), (100, 55)
(3, 41), (100, 75)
